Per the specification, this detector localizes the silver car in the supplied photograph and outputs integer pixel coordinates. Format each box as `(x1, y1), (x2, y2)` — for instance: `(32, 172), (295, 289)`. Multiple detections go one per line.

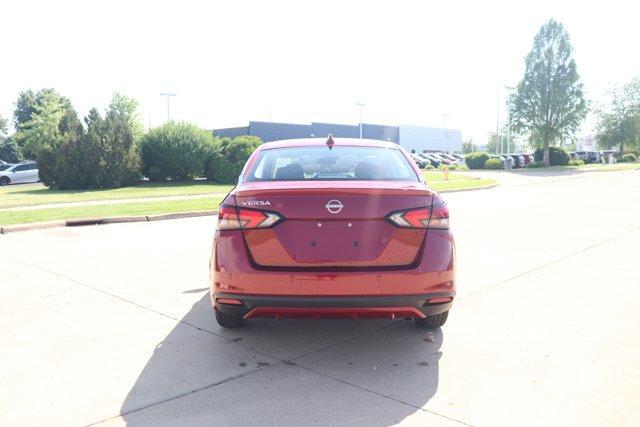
(0, 161), (39, 185)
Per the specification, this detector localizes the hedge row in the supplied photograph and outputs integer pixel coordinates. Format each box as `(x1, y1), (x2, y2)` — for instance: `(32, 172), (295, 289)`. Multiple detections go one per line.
(139, 123), (262, 183)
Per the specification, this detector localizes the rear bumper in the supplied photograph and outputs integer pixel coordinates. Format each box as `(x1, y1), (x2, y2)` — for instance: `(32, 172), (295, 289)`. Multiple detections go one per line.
(213, 292), (454, 320)
(210, 228), (456, 297)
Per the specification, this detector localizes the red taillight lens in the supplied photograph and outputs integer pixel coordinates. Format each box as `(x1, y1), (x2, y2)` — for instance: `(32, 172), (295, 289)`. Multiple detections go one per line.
(217, 206), (282, 230)
(387, 204), (449, 229)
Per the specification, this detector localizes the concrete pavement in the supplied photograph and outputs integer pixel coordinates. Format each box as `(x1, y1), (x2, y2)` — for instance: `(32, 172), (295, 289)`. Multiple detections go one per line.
(0, 169), (639, 426)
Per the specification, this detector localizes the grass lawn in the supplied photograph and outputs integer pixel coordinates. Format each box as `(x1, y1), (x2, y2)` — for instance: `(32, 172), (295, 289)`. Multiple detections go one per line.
(517, 162), (640, 173)
(0, 181), (233, 209)
(424, 170), (497, 191)
(0, 196), (224, 226)
(0, 172), (496, 226)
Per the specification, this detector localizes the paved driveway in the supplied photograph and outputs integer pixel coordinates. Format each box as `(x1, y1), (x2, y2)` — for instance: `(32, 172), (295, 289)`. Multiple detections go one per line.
(1, 170), (639, 426)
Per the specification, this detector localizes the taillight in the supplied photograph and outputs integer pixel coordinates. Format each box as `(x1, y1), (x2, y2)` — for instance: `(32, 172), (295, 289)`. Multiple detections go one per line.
(387, 204), (449, 229)
(217, 205), (283, 230)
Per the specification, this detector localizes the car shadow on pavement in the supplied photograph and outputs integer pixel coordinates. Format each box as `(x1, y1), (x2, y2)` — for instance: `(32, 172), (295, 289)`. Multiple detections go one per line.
(119, 294), (444, 426)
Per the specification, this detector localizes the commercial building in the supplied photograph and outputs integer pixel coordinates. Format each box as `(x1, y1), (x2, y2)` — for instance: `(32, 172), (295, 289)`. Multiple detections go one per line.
(213, 121), (462, 153)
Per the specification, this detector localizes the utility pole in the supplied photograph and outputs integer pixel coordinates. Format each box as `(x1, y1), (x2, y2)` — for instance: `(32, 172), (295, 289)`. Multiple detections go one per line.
(356, 102), (366, 138)
(160, 92), (176, 122)
(442, 113), (449, 152)
(504, 86), (515, 154)
(495, 89), (500, 154)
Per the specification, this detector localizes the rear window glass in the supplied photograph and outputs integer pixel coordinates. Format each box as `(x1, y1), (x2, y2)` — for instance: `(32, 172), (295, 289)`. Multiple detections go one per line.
(247, 146), (418, 182)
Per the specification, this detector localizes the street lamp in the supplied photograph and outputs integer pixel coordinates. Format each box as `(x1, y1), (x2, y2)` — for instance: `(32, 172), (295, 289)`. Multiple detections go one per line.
(504, 86), (515, 154)
(355, 102), (366, 138)
(442, 113), (450, 153)
(160, 92), (176, 122)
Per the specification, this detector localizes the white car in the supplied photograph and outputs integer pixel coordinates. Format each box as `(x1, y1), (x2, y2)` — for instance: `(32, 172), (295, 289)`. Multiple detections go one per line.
(0, 161), (39, 185)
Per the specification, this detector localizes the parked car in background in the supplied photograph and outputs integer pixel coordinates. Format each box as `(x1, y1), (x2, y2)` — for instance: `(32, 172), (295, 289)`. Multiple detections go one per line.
(439, 154), (461, 164)
(0, 159), (15, 171)
(0, 161), (39, 185)
(420, 154), (441, 168)
(521, 154), (535, 166)
(575, 151), (600, 163)
(431, 153), (452, 165)
(507, 154), (526, 168)
(411, 154), (430, 169)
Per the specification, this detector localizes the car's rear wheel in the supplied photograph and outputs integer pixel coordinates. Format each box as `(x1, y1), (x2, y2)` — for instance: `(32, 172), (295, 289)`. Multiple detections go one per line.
(215, 307), (245, 328)
(415, 310), (448, 329)
(0, 176), (10, 186)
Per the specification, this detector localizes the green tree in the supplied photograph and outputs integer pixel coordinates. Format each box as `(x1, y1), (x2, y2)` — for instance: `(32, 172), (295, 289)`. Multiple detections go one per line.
(0, 115), (23, 162)
(0, 138), (23, 163)
(511, 19), (587, 165)
(205, 135), (262, 183)
(38, 104), (141, 189)
(140, 122), (216, 181)
(109, 92), (144, 140)
(12, 89), (79, 159)
(0, 114), (8, 138)
(596, 78), (640, 154)
(486, 132), (506, 154)
(13, 89), (38, 131)
(13, 89), (75, 132)
(462, 139), (475, 154)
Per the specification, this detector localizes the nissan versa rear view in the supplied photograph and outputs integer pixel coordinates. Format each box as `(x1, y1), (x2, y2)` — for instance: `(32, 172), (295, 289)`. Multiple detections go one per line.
(210, 136), (455, 329)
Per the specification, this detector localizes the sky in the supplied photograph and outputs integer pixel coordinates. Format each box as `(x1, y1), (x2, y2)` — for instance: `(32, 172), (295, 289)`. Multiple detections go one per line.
(1, 0), (639, 144)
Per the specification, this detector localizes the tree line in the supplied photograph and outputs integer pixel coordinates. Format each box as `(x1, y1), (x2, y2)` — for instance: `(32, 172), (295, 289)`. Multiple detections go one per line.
(0, 90), (261, 189)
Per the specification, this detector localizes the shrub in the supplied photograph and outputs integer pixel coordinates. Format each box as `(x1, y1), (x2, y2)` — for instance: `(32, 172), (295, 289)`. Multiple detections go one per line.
(140, 122), (216, 181)
(484, 158), (503, 169)
(456, 164), (469, 171)
(424, 164), (435, 170)
(38, 108), (141, 189)
(621, 153), (637, 163)
(438, 163), (457, 170)
(533, 146), (570, 165)
(205, 135), (262, 183)
(568, 159), (585, 166)
(0, 138), (23, 163)
(528, 161), (547, 168)
(464, 152), (489, 169)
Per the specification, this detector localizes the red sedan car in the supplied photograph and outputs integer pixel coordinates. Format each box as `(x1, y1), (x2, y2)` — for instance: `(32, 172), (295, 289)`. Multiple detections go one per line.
(210, 136), (455, 329)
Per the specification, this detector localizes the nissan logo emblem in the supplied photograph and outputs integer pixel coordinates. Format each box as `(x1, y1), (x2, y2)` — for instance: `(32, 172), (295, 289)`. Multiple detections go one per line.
(325, 199), (343, 214)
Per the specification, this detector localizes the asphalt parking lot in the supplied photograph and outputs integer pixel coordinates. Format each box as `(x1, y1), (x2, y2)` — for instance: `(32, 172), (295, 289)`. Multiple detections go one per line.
(1, 169), (639, 426)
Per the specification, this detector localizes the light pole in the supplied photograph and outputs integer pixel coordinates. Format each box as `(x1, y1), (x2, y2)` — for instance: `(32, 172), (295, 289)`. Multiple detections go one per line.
(495, 88), (500, 154)
(160, 92), (176, 122)
(442, 113), (449, 153)
(356, 102), (366, 138)
(504, 86), (515, 154)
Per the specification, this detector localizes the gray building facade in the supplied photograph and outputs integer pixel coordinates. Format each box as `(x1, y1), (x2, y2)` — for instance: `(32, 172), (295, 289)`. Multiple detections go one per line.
(214, 121), (461, 153)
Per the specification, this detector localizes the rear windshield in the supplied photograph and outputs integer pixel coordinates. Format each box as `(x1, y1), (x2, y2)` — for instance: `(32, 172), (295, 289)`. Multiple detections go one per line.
(247, 146), (418, 182)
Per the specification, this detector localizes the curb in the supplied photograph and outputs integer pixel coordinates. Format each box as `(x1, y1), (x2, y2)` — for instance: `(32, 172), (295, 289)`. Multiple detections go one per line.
(437, 182), (500, 193)
(0, 210), (218, 235)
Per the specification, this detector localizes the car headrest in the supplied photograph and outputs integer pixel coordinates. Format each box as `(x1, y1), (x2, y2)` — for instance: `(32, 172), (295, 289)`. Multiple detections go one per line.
(274, 163), (304, 180)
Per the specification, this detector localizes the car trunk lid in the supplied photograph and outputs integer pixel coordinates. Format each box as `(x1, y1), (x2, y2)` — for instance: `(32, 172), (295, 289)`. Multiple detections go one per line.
(233, 181), (433, 269)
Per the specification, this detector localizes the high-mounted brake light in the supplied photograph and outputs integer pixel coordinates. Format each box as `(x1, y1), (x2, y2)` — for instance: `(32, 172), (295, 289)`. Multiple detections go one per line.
(326, 134), (335, 150)
(387, 204), (449, 229)
(217, 206), (283, 230)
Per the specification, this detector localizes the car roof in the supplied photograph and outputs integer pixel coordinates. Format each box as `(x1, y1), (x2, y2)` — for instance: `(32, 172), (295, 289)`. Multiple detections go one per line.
(259, 137), (401, 151)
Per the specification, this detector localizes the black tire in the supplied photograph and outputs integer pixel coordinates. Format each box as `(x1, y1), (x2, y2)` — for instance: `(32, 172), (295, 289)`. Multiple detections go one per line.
(415, 310), (449, 329)
(215, 307), (245, 328)
(0, 176), (10, 186)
